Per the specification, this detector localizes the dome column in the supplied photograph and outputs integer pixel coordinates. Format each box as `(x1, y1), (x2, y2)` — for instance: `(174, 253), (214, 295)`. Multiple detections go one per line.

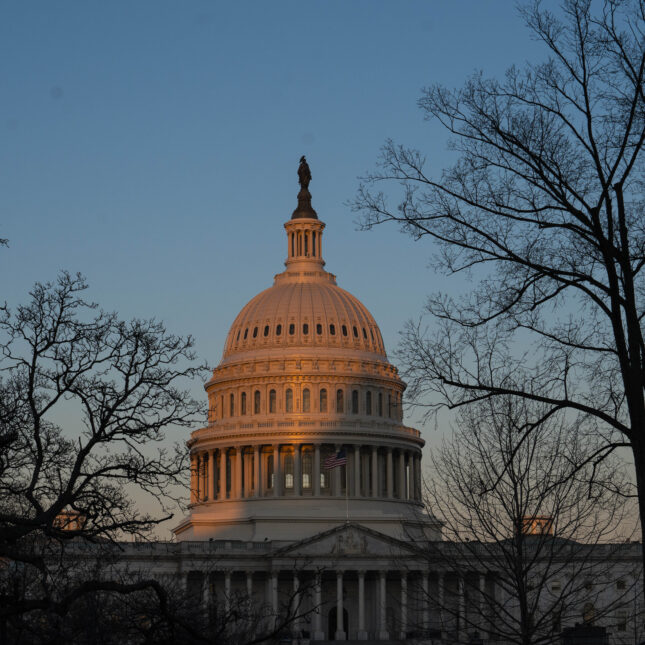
(273, 445), (281, 496)
(371, 446), (378, 497)
(208, 449), (216, 501)
(386, 448), (393, 499)
(190, 454), (197, 504)
(253, 445), (261, 497)
(234, 446), (243, 498)
(398, 451), (406, 499)
(294, 444), (302, 496)
(354, 445), (362, 497)
(219, 449), (226, 500)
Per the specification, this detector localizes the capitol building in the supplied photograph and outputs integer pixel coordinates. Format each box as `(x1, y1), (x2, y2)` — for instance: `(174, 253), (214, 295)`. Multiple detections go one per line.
(104, 160), (640, 645)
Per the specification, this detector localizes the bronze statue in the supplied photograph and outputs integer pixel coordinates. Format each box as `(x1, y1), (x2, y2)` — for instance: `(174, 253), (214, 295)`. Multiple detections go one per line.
(298, 155), (312, 190)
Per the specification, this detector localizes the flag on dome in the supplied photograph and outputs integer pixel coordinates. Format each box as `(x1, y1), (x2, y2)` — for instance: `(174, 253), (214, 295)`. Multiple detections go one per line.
(324, 448), (347, 470)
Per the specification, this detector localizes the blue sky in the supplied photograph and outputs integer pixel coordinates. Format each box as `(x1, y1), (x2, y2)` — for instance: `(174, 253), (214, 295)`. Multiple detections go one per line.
(1, 1), (552, 534)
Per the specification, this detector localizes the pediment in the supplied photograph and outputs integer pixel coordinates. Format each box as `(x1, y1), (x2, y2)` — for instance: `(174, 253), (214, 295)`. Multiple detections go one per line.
(272, 522), (419, 558)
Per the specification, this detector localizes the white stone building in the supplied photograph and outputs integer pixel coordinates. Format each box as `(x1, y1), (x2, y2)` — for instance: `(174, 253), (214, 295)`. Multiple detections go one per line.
(123, 161), (642, 644)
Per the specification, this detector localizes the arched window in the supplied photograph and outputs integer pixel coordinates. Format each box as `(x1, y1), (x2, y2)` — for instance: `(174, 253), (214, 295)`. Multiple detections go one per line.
(370, 328), (374, 341)
(362, 327), (367, 339)
(303, 323), (309, 335)
(320, 388), (328, 413)
(267, 454), (274, 489)
(352, 390), (359, 414)
(378, 392), (383, 416)
(286, 388), (293, 413)
(316, 323), (322, 335)
(220, 395), (224, 418)
(254, 390), (261, 414)
(366, 391), (372, 415)
(388, 394), (392, 418)
(243, 328), (248, 339)
(342, 325), (348, 337)
(284, 453), (294, 489)
(241, 392), (247, 415)
(329, 324), (336, 335)
(303, 388), (310, 412)
(252, 326), (258, 338)
(289, 323), (295, 335)
(276, 324), (282, 336)
(302, 451), (312, 489)
(263, 325), (269, 337)
(229, 393), (235, 416)
(336, 389), (344, 413)
(353, 326), (358, 338)
(236, 329), (241, 341)
(269, 389), (276, 413)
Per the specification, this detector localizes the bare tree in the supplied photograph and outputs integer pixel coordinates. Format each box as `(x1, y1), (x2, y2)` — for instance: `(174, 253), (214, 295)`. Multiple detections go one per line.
(410, 396), (639, 645)
(0, 272), (208, 630)
(352, 0), (645, 582)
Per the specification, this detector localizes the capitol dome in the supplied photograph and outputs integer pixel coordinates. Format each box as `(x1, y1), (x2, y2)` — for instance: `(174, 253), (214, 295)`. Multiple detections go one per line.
(175, 158), (432, 543)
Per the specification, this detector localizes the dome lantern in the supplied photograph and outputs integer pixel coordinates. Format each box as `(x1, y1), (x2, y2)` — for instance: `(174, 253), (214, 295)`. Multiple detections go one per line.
(284, 156), (326, 272)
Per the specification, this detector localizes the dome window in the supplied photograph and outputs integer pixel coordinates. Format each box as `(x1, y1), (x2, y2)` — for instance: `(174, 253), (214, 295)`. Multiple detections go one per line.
(243, 328), (248, 340)
(236, 330), (241, 341)
(269, 390), (276, 413)
(263, 325), (269, 337)
(370, 328), (375, 341)
(303, 388), (310, 413)
(336, 389), (344, 413)
(342, 325), (348, 337)
(319, 388), (328, 413)
(362, 327), (367, 339)
(316, 323), (322, 335)
(353, 326), (358, 338)
(303, 323), (309, 335)
(286, 388), (293, 413)
(241, 392), (247, 415)
(289, 323), (295, 335)
(276, 324), (282, 336)
(254, 390), (261, 414)
(378, 392), (383, 416)
(366, 391), (372, 415)
(229, 393), (235, 416)
(352, 390), (359, 414)
(329, 324), (336, 336)
(252, 326), (258, 338)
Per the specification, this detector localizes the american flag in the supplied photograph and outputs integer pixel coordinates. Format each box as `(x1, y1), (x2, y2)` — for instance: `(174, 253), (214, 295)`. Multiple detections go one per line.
(323, 448), (347, 470)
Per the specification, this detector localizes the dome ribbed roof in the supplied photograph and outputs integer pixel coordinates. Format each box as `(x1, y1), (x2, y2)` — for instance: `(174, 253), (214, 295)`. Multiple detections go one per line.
(222, 275), (387, 361)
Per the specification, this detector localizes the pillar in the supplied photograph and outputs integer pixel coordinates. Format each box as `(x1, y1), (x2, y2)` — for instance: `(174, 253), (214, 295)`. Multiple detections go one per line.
(386, 448), (393, 498)
(195, 454), (201, 501)
(292, 573), (300, 636)
(422, 572), (429, 632)
(409, 453), (416, 500)
(371, 446), (378, 497)
(271, 571), (278, 626)
(354, 445), (361, 497)
(224, 570), (231, 614)
(273, 445), (281, 496)
(400, 573), (407, 639)
(253, 445), (261, 497)
(398, 451), (406, 499)
(378, 571), (389, 640)
(313, 573), (324, 640)
(333, 444), (342, 496)
(358, 570), (367, 640)
(314, 443), (321, 496)
(208, 449), (216, 501)
(294, 443), (302, 496)
(459, 575), (465, 636)
(190, 454), (197, 503)
(438, 572), (444, 634)
(235, 446), (243, 498)
(219, 449), (226, 499)
(336, 570), (345, 641)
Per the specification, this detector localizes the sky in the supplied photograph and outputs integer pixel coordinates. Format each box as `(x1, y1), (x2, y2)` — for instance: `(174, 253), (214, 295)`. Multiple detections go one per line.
(1, 1), (553, 536)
